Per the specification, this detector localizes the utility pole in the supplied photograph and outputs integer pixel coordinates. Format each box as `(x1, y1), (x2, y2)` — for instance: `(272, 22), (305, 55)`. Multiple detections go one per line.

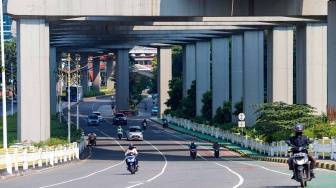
(11, 63), (13, 115)
(76, 55), (80, 130)
(67, 53), (71, 143)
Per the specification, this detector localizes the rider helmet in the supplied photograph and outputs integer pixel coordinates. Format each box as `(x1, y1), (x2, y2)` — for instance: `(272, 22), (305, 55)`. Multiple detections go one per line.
(294, 124), (304, 132)
(129, 142), (134, 149)
(191, 141), (195, 145)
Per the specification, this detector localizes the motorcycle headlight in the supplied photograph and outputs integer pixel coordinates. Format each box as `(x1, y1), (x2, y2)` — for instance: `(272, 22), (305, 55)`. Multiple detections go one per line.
(295, 159), (304, 165)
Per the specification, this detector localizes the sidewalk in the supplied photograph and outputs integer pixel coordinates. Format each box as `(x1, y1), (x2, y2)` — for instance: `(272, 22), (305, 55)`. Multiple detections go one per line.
(150, 118), (336, 171)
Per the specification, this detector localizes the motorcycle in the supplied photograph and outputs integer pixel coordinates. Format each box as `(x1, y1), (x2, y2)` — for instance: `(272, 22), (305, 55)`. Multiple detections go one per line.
(285, 140), (314, 187)
(125, 152), (138, 174)
(117, 132), (123, 140)
(190, 148), (197, 160)
(214, 147), (219, 158)
(162, 119), (168, 128)
(142, 122), (147, 130)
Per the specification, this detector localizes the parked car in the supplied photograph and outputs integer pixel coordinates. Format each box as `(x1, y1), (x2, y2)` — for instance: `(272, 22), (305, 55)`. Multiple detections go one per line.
(87, 114), (100, 126)
(126, 126), (143, 141)
(113, 113), (127, 125)
(92, 111), (102, 122)
(151, 106), (158, 116)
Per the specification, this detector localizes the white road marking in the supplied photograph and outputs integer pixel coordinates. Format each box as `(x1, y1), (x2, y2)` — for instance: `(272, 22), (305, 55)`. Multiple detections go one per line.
(39, 161), (124, 188)
(125, 183), (143, 188)
(144, 140), (168, 182)
(215, 162), (244, 188)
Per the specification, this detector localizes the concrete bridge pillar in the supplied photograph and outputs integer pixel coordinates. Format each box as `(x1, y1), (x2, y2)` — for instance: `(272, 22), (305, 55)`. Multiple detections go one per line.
(106, 55), (115, 91)
(328, 0), (336, 109)
(182, 44), (196, 98)
(196, 41), (211, 116)
(158, 46), (172, 118)
(212, 38), (229, 117)
(50, 47), (57, 115)
(297, 23), (327, 114)
(267, 27), (294, 104)
(92, 57), (101, 91)
(79, 54), (90, 93)
(243, 31), (264, 126)
(115, 49), (130, 111)
(16, 19), (50, 142)
(231, 35), (243, 123)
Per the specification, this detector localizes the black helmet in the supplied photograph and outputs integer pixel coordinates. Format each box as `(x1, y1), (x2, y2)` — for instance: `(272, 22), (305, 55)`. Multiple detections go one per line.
(144, 119), (147, 121)
(129, 142), (134, 149)
(294, 124), (304, 132)
(191, 141), (194, 144)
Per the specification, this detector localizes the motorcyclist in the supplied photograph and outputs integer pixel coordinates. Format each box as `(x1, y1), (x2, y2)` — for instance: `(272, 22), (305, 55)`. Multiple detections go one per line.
(188, 141), (198, 156)
(144, 103), (147, 110)
(189, 141), (198, 149)
(117, 126), (123, 134)
(212, 141), (220, 149)
(125, 143), (139, 167)
(287, 123), (316, 179)
(89, 133), (96, 145)
(142, 119), (147, 128)
(117, 126), (123, 137)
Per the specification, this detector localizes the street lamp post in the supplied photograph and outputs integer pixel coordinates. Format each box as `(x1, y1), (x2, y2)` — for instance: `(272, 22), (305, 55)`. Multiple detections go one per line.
(76, 55), (80, 130)
(11, 63), (13, 115)
(1, 0), (8, 149)
(67, 53), (71, 143)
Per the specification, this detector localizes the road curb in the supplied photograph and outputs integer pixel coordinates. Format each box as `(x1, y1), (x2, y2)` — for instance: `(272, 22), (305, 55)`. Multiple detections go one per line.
(150, 118), (336, 171)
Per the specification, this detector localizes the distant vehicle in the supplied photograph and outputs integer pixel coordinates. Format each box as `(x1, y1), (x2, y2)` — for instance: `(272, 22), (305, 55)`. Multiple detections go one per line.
(126, 126), (143, 141)
(152, 93), (158, 99)
(92, 111), (102, 122)
(113, 113), (127, 125)
(151, 106), (158, 116)
(87, 114), (100, 126)
(65, 86), (83, 102)
(13, 97), (17, 104)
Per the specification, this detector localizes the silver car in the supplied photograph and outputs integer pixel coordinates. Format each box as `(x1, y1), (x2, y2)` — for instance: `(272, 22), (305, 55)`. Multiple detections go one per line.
(126, 126), (143, 141)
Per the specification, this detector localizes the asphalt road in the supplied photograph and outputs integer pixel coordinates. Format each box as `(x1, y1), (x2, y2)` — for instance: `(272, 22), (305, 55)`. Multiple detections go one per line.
(1, 96), (336, 188)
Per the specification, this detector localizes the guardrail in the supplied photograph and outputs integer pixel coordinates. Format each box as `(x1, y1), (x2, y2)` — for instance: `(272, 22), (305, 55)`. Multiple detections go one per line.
(163, 114), (336, 160)
(0, 136), (87, 175)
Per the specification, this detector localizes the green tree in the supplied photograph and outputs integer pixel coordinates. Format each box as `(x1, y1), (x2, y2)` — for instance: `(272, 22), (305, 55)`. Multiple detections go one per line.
(172, 45), (183, 78)
(165, 77), (183, 110)
(0, 39), (17, 92)
(149, 55), (157, 94)
(201, 91), (212, 120)
(252, 101), (322, 142)
(213, 101), (232, 124)
(233, 97), (243, 116)
(182, 80), (196, 119)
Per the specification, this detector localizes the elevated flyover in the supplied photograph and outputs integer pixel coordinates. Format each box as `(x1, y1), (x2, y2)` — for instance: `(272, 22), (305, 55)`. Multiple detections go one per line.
(3, 0), (333, 142)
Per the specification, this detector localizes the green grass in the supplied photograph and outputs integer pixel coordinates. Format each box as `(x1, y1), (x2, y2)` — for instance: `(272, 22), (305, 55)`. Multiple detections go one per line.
(0, 113), (82, 148)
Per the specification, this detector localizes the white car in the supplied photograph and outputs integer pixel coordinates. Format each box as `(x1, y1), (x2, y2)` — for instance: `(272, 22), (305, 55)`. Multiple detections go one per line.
(92, 111), (102, 122)
(126, 126), (143, 141)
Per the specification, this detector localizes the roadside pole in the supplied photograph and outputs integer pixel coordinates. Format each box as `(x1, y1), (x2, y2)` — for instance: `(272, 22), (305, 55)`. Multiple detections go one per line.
(76, 55), (80, 130)
(67, 53), (71, 143)
(238, 113), (245, 136)
(1, 0), (7, 149)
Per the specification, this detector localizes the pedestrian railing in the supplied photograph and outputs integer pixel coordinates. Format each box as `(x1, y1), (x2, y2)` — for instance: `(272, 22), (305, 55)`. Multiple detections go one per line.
(0, 136), (87, 175)
(163, 114), (336, 160)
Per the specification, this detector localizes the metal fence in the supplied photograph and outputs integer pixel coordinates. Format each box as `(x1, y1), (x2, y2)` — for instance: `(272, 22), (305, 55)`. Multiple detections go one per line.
(0, 136), (87, 175)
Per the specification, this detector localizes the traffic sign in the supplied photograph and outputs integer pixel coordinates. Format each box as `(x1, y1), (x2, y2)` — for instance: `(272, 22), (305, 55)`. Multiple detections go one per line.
(238, 113), (245, 121)
(238, 121), (245, 128)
